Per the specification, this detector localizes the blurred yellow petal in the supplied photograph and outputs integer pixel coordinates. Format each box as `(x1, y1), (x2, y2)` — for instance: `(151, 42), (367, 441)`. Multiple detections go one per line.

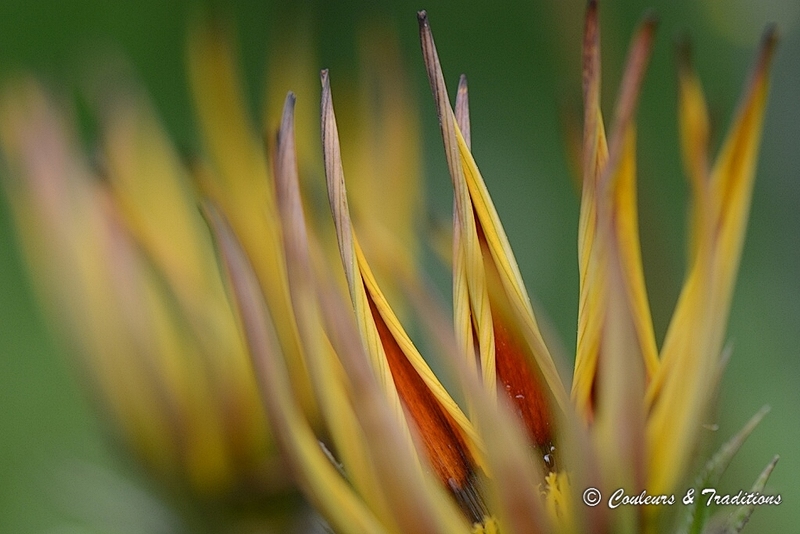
(207, 204), (390, 534)
(647, 26), (777, 495)
(187, 21), (318, 423)
(676, 41), (712, 267)
(100, 89), (271, 474)
(274, 93), (404, 527)
(346, 26), (423, 290)
(0, 82), (256, 496)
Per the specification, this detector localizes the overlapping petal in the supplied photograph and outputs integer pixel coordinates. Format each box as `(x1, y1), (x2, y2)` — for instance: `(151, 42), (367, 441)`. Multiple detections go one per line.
(572, 2), (659, 423)
(419, 12), (569, 460)
(321, 69), (487, 521)
(187, 22), (318, 423)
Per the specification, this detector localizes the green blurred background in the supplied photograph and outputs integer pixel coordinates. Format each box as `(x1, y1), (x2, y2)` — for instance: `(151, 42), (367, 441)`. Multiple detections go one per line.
(0, 0), (797, 531)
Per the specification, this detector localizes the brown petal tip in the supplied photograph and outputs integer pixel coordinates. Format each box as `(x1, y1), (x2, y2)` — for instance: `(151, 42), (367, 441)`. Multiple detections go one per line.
(675, 34), (693, 74)
(582, 0), (600, 102)
(757, 23), (779, 71)
(739, 23), (779, 112)
(277, 92), (296, 145)
(639, 10), (660, 33)
(455, 74), (471, 149)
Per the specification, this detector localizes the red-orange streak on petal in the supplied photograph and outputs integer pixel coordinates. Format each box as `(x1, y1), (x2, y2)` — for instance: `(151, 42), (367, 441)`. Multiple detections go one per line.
(473, 218), (555, 450)
(366, 296), (481, 511)
(493, 317), (554, 449)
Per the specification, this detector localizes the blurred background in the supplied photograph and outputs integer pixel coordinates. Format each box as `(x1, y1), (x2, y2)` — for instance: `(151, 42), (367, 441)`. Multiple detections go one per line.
(0, 0), (797, 531)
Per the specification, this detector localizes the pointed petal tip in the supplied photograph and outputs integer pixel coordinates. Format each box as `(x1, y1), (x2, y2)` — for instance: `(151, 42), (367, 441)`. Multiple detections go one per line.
(320, 71), (332, 118)
(759, 23), (779, 66)
(640, 10), (660, 32)
(759, 454), (780, 480)
(455, 74), (471, 148)
(584, 0), (598, 35)
(755, 25), (779, 87)
(750, 404), (771, 427)
(584, 0), (598, 29)
(762, 22), (779, 47)
(417, 10), (429, 26)
(278, 92), (296, 140)
(582, 0), (600, 101)
(629, 11), (659, 58)
(281, 91), (296, 119)
(675, 34), (693, 72)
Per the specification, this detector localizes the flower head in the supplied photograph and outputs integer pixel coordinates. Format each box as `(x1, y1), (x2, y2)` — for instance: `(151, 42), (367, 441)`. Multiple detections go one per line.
(0, 2), (779, 533)
(212, 4), (778, 533)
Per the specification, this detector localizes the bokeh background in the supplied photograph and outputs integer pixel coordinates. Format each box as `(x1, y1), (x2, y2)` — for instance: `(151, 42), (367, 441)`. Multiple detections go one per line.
(1, 0), (797, 531)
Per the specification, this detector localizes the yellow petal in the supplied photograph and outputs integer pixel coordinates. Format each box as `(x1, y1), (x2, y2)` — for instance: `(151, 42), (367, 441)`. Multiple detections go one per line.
(187, 21), (318, 423)
(451, 74), (480, 384)
(207, 204), (390, 534)
(0, 83), (244, 494)
(573, 6), (659, 421)
(572, 0), (607, 420)
(646, 27), (777, 495)
(591, 185), (647, 530)
(676, 40), (711, 267)
(346, 26), (423, 291)
(321, 69), (486, 523)
(321, 69), (403, 412)
(274, 93), (402, 528)
(419, 12), (569, 449)
(418, 12), (496, 396)
(100, 90), (271, 467)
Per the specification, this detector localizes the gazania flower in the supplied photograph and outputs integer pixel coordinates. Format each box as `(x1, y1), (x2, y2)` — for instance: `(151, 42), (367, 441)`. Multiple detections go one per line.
(210, 4), (779, 534)
(0, 2), (779, 533)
